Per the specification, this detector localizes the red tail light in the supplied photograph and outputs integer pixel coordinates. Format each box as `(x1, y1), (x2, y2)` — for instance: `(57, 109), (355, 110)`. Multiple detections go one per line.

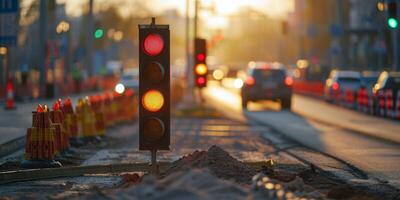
(332, 82), (340, 91)
(245, 76), (255, 85)
(284, 76), (293, 86)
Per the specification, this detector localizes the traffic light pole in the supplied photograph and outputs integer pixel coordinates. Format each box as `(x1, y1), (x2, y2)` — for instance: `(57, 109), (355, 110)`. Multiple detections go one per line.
(87, 0), (94, 77)
(392, 29), (398, 71)
(151, 149), (159, 175)
(186, 0), (194, 102)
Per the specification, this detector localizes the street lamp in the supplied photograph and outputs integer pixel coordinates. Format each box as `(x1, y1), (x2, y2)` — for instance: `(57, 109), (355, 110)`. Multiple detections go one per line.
(0, 47), (7, 55)
(56, 21), (70, 34)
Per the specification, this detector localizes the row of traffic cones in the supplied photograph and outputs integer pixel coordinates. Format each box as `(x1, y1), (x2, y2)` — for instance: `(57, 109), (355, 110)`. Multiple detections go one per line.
(21, 89), (137, 169)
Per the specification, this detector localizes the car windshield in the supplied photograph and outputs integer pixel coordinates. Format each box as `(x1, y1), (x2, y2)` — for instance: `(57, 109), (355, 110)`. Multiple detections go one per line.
(253, 69), (285, 81)
(122, 75), (135, 80)
(392, 76), (400, 86)
(337, 77), (361, 83)
(362, 77), (378, 85)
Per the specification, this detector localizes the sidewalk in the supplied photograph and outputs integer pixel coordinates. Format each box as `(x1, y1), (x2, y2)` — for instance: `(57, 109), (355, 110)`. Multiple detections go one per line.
(293, 94), (400, 144)
(0, 92), (97, 156)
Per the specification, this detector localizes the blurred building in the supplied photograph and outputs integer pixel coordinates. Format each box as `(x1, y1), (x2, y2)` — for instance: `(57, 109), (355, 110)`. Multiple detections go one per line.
(286, 0), (388, 71)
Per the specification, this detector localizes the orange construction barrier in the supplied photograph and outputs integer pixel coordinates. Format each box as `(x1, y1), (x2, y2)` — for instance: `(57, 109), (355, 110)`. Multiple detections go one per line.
(124, 89), (137, 120)
(378, 90), (386, 117)
(385, 90), (394, 118)
(89, 95), (106, 137)
(102, 92), (116, 127)
(50, 100), (69, 155)
(21, 105), (62, 168)
(76, 97), (97, 142)
(62, 98), (81, 146)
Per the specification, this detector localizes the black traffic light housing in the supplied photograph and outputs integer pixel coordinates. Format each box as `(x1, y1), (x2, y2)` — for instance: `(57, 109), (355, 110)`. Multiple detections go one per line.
(138, 18), (170, 150)
(194, 38), (207, 88)
(388, 2), (398, 29)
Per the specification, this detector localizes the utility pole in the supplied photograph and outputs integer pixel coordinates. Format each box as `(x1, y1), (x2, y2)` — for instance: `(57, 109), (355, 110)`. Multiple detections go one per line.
(194, 0), (198, 39)
(39, 0), (47, 97)
(87, 0), (94, 76)
(185, 0), (194, 101)
(337, 0), (347, 69)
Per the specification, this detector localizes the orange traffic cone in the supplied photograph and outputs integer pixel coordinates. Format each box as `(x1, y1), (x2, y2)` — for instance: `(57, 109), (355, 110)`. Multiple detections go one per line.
(50, 100), (69, 156)
(102, 93), (115, 127)
(89, 95), (106, 137)
(124, 89), (137, 120)
(4, 78), (16, 110)
(62, 98), (82, 147)
(21, 104), (62, 169)
(76, 98), (97, 143)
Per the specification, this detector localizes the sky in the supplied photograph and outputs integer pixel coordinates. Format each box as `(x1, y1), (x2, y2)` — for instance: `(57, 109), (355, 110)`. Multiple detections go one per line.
(56, 0), (294, 19)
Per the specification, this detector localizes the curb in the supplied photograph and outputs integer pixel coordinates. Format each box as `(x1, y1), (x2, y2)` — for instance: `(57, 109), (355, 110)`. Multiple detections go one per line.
(0, 161), (268, 184)
(0, 136), (25, 158)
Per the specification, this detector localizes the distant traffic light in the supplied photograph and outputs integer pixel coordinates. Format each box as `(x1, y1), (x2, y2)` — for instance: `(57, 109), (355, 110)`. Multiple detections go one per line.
(138, 18), (170, 151)
(94, 28), (104, 39)
(194, 38), (207, 88)
(388, 2), (398, 29)
(377, 1), (385, 12)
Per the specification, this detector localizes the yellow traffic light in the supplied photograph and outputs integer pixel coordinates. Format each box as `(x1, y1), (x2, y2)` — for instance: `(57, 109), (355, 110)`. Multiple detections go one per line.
(142, 90), (164, 112)
(195, 64), (208, 75)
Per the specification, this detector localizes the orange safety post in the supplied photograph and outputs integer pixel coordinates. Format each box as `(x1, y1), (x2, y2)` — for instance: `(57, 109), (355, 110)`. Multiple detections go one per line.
(4, 78), (16, 110)
(21, 104), (61, 169)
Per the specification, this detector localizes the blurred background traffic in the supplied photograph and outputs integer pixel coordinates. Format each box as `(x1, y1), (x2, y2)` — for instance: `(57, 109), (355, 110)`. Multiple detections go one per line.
(0, 0), (399, 117)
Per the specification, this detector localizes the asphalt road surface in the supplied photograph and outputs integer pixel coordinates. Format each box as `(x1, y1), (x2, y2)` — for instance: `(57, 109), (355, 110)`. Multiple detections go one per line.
(203, 81), (400, 189)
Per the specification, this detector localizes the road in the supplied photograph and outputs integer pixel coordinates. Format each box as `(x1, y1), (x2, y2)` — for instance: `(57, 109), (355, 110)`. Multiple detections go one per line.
(203, 81), (400, 188)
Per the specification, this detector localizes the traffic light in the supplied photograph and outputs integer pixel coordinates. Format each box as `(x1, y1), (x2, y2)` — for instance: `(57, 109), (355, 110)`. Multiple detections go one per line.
(388, 2), (398, 29)
(94, 28), (104, 39)
(194, 38), (207, 88)
(138, 18), (170, 150)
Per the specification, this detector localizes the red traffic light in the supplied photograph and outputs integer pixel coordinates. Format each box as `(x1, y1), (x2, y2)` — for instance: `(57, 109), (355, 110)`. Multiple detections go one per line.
(196, 53), (205, 61)
(196, 77), (206, 85)
(143, 34), (164, 56)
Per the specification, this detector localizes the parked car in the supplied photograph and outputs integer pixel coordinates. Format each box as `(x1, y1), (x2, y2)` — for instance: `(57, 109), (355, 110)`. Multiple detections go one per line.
(361, 71), (379, 93)
(324, 70), (361, 102)
(372, 71), (400, 114)
(115, 68), (139, 94)
(240, 62), (293, 109)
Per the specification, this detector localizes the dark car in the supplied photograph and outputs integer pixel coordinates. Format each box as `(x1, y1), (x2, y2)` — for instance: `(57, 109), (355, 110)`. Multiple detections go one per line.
(361, 71), (379, 91)
(324, 70), (362, 102)
(240, 62), (293, 109)
(360, 71), (379, 97)
(372, 71), (400, 114)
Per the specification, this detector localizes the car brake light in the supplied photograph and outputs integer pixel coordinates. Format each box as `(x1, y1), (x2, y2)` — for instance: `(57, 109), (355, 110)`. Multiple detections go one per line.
(245, 76), (255, 85)
(284, 76), (293, 86)
(332, 82), (340, 91)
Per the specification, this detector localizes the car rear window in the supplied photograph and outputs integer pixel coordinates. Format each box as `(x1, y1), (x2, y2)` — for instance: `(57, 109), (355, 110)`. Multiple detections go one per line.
(122, 75), (134, 80)
(338, 77), (361, 83)
(362, 77), (378, 84)
(393, 77), (400, 84)
(253, 69), (285, 81)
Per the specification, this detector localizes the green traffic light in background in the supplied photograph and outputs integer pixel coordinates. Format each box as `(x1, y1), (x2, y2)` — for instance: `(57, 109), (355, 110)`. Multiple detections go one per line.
(94, 28), (104, 39)
(388, 18), (398, 29)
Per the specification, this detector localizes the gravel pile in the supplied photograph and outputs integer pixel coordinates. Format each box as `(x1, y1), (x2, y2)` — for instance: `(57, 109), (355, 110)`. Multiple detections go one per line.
(163, 145), (257, 184)
(75, 169), (249, 200)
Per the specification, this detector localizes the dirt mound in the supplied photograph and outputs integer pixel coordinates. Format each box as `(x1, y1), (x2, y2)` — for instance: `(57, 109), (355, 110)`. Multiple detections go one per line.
(164, 145), (257, 184)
